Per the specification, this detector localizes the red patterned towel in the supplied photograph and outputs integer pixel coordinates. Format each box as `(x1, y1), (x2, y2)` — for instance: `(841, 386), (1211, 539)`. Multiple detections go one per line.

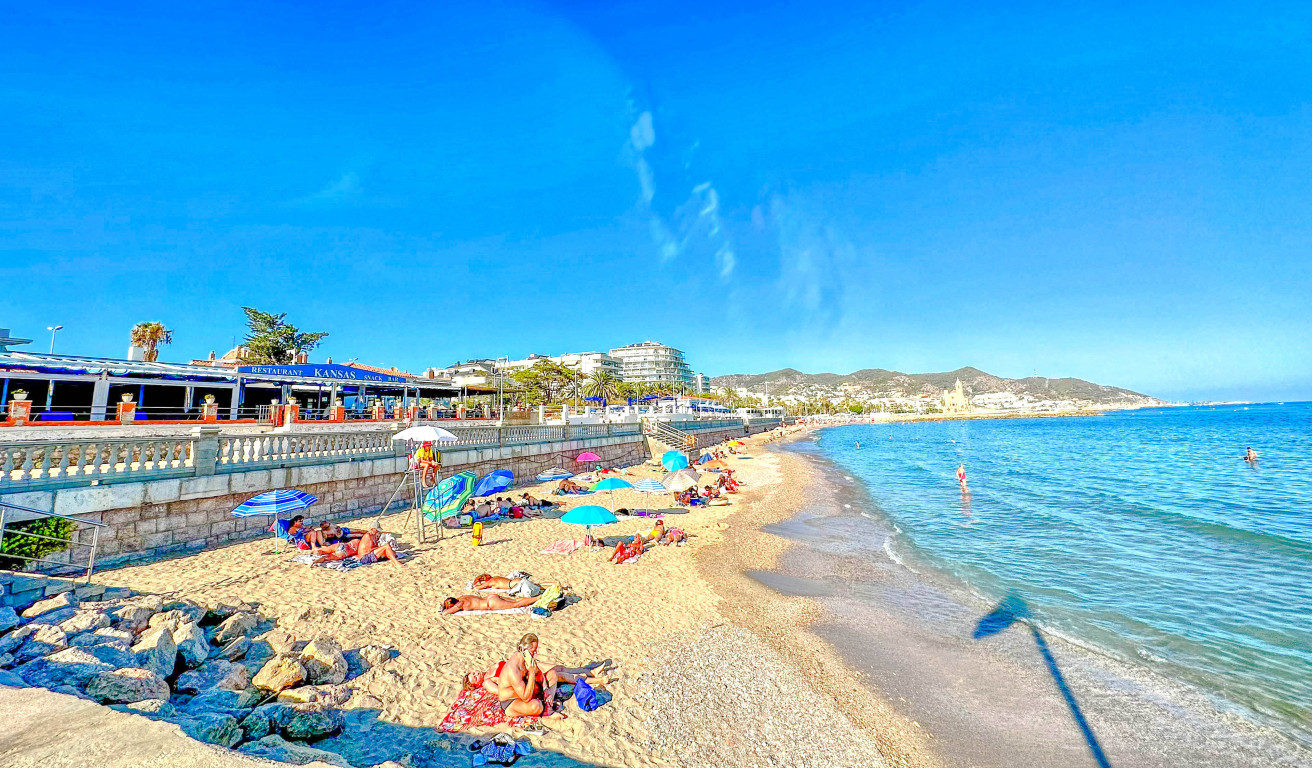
(438, 685), (539, 733)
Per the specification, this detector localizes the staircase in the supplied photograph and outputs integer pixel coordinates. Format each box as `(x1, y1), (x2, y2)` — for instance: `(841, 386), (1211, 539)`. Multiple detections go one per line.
(644, 420), (696, 462)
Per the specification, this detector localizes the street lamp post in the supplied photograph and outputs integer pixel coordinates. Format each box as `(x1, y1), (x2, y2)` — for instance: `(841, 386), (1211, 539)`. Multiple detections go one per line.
(496, 356), (508, 425)
(47, 325), (63, 354)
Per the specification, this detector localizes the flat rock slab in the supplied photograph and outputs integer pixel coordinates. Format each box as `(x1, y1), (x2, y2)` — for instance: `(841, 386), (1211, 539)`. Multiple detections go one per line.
(87, 668), (170, 704)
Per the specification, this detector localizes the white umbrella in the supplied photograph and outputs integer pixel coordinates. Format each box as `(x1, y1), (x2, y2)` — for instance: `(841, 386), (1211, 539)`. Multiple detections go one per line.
(392, 425), (459, 443)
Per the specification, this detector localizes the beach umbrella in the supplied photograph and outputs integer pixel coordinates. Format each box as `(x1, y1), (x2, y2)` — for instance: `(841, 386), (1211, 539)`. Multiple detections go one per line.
(662, 469), (703, 492)
(592, 476), (633, 511)
(729, 440), (746, 447)
(536, 467), (573, 481)
(703, 460), (729, 471)
(561, 504), (618, 546)
(661, 451), (689, 471)
(473, 469), (514, 497)
(423, 471), (476, 520)
(633, 478), (668, 494)
(233, 489), (317, 554)
(697, 453), (713, 464)
(392, 425), (459, 443)
(575, 451), (602, 463)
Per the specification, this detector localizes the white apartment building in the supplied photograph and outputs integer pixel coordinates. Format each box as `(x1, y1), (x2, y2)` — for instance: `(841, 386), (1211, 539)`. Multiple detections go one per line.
(693, 372), (710, 394)
(494, 352), (621, 377)
(608, 341), (695, 389)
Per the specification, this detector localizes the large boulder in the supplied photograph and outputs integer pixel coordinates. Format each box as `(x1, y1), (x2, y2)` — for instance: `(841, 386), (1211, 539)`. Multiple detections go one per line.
(253, 654), (306, 693)
(176, 660), (250, 694)
(212, 612), (259, 646)
(181, 688), (263, 716)
(80, 641), (137, 669)
(20, 592), (78, 620)
(110, 605), (156, 634)
(57, 610), (111, 635)
(204, 601), (254, 624)
(259, 628), (298, 655)
(0, 653), (14, 669)
(86, 667), (170, 704)
(0, 607), (19, 633)
(216, 636), (251, 662)
(0, 631), (24, 657)
(239, 704), (289, 742)
(12, 624), (68, 663)
(69, 627), (135, 648)
(179, 713), (243, 748)
(277, 684), (351, 708)
(112, 698), (176, 718)
(16, 647), (113, 689)
(281, 706), (345, 741)
(0, 668), (28, 687)
(156, 602), (206, 626)
(237, 735), (351, 768)
(130, 627), (177, 678)
(172, 621), (210, 669)
(300, 637), (347, 686)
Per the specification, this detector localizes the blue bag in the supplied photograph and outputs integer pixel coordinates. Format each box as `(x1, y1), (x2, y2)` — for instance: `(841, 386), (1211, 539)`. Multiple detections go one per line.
(574, 678), (600, 712)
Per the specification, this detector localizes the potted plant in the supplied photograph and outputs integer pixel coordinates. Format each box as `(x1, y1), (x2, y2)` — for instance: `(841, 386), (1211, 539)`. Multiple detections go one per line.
(10, 389), (27, 401)
(203, 394), (217, 405)
(121, 393), (134, 403)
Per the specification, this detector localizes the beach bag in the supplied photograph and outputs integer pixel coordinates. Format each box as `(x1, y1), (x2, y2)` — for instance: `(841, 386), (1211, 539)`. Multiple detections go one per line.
(574, 678), (600, 712)
(458, 514), (474, 527)
(469, 733), (531, 766)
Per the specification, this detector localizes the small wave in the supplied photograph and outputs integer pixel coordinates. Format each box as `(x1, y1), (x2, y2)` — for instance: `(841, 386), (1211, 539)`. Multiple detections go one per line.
(882, 536), (905, 565)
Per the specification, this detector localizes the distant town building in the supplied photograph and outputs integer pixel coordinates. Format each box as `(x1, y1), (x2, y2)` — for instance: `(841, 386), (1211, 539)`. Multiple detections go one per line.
(693, 372), (710, 394)
(941, 378), (971, 413)
(608, 341), (694, 389)
(495, 352), (620, 378)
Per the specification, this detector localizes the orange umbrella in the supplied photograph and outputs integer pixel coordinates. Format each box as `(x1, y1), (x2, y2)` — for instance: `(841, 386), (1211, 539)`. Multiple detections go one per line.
(703, 459), (729, 470)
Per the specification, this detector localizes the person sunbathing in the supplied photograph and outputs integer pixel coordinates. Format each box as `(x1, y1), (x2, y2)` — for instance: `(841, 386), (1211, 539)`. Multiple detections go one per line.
(441, 594), (540, 615)
(472, 572), (545, 598)
(313, 524), (401, 565)
(519, 493), (554, 510)
(310, 522), (363, 554)
(492, 634), (609, 718)
(641, 519), (687, 546)
(556, 478), (585, 494)
(609, 535), (645, 564)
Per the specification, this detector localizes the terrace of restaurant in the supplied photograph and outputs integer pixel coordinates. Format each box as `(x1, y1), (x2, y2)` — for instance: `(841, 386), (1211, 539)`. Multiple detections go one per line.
(0, 352), (461, 424)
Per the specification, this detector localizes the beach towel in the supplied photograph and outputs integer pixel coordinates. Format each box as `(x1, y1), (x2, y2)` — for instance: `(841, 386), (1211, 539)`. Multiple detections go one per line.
(448, 607), (530, 616)
(529, 585), (562, 612)
(438, 685), (539, 733)
(540, 540), (584, 556)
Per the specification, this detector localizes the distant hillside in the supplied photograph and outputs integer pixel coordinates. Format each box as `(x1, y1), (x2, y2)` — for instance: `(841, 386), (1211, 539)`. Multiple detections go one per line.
(709, 366), (1161, 406)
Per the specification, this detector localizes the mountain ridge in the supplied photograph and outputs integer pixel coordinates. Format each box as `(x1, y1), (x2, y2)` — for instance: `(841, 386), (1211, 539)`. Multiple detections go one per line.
(709, 366), (1161, 406)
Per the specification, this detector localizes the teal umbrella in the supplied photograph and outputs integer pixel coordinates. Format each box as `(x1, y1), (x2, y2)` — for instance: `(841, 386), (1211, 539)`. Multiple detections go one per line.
(592, 477), (633, 511)
(423, 470), (476, 520)
(661, 451), (689, 471)
(561, 504), (618, 547)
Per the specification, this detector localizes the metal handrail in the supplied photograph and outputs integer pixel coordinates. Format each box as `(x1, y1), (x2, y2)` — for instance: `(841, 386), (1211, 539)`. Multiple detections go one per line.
(0, 500), (105, 582)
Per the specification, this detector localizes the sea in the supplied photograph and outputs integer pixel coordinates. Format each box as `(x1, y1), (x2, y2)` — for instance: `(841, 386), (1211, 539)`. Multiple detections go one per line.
(769, 403), (1312, 766)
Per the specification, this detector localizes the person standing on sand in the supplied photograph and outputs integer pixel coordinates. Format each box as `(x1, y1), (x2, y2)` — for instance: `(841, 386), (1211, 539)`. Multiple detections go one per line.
(956, 463), (968, 492)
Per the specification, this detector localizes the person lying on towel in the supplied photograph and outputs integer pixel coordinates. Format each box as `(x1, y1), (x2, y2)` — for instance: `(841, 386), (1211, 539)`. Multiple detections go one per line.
(313, 523), (402, 565)
(442, 594), (540, 614)
(518, 492), (556, 510)
(555, 478), (586, 494)
(473, 572), (545, 598)
(609, 534), (645, 564)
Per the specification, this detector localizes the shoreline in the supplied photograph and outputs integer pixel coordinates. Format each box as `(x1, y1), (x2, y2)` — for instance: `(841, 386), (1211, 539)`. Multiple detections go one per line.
(769, 421), (1312, 768)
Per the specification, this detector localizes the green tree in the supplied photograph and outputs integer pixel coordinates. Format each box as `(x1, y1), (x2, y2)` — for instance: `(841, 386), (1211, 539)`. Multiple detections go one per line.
(510, 360), (576, 405)
(240, 308), (329, 365)
(128, 321), (174, 362)
(585, 369), (621, 403)
(0, 517), (76, 570)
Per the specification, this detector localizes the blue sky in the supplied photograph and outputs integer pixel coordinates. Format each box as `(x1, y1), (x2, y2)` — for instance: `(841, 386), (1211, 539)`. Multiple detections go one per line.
(2, 1), (1309, 402)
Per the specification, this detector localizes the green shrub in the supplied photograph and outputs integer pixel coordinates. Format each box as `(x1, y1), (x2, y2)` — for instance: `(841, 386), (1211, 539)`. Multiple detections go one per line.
(0, 517), (76, 571)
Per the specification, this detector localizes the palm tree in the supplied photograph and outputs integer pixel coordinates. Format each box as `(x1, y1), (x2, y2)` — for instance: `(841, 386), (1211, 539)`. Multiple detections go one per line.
(129, 322), (174, 362)
(585, 369), (621, 403)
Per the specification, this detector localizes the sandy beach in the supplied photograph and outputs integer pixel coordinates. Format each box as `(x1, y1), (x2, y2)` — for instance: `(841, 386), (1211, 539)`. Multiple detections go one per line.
(8, 428), (921, 768)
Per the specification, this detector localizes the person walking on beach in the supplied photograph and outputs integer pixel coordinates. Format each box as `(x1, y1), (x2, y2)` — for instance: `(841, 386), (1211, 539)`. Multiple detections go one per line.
(956, 463), (968, 492)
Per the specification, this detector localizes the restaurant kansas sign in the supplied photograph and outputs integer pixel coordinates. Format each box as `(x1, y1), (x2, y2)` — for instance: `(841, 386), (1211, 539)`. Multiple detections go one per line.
(236, 364), (408, 384)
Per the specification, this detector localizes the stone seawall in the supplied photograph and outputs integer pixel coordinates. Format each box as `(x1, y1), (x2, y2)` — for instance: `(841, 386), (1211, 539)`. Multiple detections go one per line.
(2, 436), (646, 570)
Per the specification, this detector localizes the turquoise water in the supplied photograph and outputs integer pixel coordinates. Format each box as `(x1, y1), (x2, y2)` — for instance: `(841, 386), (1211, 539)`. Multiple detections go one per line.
(817, 404), (1312, 743)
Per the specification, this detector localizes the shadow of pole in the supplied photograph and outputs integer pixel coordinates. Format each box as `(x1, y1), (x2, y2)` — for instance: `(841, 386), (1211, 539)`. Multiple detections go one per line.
(974, 593), (1113, 768)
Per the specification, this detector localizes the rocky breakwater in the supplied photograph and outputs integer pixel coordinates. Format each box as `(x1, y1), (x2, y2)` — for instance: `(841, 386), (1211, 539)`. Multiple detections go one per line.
(0, 592), (420, 767)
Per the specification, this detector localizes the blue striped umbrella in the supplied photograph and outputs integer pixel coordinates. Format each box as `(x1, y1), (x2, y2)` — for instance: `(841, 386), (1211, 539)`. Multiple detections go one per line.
(633, 478), (668, 494)
(536, 467), (573, 481)
(232, 489), (318, 518)
(233, 489), (317, 554)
